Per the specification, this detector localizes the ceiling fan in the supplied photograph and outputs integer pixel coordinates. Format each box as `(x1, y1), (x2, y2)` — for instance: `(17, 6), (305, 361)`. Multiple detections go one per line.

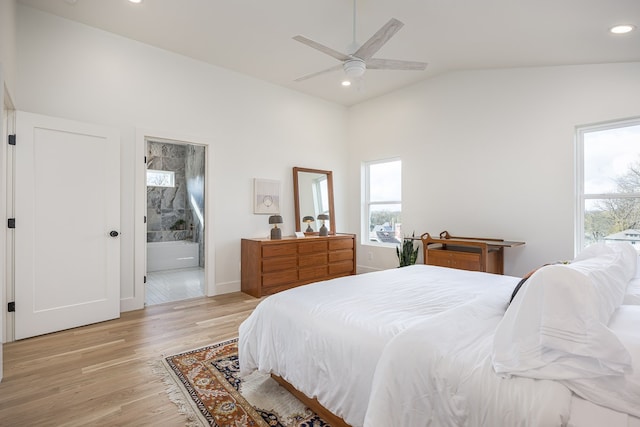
(293, 1), (427, 83)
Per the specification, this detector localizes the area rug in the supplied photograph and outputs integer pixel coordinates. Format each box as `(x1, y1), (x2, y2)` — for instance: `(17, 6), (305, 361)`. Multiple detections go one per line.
(154, 338), (330, 427)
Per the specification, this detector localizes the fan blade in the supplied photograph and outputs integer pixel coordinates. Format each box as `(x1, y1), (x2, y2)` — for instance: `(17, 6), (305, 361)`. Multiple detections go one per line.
(354, 18), (404, 61)
(294, 64), (344, 82)
(367, 58), (427, 71)
(293, 35), (351, 62)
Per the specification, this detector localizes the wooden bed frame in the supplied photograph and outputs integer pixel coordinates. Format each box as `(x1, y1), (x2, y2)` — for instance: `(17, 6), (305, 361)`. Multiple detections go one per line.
(271, 374), (350, 427)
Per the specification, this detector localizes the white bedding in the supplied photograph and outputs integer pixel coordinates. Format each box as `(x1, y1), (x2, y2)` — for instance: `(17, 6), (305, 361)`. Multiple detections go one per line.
(364, 301), (640, 427)
(241, 265), (534, 425)
(239, 264), (639, 426)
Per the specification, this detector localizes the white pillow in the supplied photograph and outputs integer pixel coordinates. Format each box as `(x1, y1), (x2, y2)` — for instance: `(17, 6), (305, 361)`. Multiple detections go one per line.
(562, 305), (640, 417)
(493, 251), (632, 379)
(579, 242), (640, 305)
(622, 255), (640, 305)
(624, 278), (640, 305)
(573, 242), (637, 282)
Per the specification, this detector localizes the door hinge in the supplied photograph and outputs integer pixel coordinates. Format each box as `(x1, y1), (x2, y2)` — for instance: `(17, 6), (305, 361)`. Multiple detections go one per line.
(144, 275), (147, 284)
(8, 302), (15, 312)
(144, 215), (147, 224)
(144, 155), (147, 163)
(8, 218), (15, 228)
(8, 134), (16, 145)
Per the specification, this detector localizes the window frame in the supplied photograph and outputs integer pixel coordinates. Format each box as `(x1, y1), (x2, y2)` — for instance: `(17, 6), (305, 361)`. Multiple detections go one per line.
(575, 117), (640, 254)
(362, 157), (402, 247)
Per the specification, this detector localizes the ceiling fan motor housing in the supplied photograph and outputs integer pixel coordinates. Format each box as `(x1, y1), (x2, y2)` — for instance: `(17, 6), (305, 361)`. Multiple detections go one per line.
(344, 58), (366, 78)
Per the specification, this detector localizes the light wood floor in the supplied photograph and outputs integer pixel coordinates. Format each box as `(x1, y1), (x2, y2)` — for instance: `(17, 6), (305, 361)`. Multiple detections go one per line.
(0, 292), (262, 426)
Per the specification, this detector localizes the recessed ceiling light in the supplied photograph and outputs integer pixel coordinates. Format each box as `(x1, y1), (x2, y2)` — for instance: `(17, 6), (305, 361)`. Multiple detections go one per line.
(341, 80), (351, 87)
(609, 24), (635, 34)
(129, 0), (142, 3)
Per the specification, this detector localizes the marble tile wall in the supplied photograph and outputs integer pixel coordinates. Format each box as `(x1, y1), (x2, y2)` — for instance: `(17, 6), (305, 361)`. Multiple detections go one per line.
(185, 144), (206, 267)
(146, 141), (205, 257)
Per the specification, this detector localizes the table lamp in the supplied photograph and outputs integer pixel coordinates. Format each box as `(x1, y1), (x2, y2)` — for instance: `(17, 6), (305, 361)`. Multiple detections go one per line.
(317, 214), (329, 236)
(269, 215), (283, 239)
(302, 215), (315, 232)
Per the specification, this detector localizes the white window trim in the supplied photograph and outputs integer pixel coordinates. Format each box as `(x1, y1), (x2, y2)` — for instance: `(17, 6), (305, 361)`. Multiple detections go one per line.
(575, 117), (640, 254)
(362, 157), (402, 247)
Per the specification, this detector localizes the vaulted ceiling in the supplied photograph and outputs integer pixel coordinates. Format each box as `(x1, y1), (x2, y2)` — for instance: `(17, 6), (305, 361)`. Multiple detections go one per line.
(17, 0), (640, 106)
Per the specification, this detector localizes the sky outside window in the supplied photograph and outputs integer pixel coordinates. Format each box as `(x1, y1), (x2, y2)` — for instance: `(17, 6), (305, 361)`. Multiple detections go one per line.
(369, 160), (401, 201)
(584, 124), (640, 194)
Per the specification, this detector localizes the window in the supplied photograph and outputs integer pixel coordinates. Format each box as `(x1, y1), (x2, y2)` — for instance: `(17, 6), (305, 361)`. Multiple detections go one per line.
(147, 169), (175, 187)
(312, 175), (329, 216)
(364, 158), (402, 245)
(576, 118), (640, 252)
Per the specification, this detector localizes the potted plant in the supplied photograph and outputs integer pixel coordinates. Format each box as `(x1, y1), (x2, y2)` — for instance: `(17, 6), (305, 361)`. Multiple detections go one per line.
(396, 232), (419, 267)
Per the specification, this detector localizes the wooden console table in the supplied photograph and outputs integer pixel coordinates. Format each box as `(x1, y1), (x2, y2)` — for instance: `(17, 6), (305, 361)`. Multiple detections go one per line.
(421, 231), (524, 275)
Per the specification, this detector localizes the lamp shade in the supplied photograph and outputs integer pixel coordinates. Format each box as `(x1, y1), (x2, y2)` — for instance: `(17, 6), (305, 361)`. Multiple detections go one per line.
(268, 215), (283, 225)
(317, 214), (329, 221)
(302, 215), (315, 233)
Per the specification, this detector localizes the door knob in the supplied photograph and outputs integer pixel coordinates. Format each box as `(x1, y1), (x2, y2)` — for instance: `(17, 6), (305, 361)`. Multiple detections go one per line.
(109, 231), (119, 237)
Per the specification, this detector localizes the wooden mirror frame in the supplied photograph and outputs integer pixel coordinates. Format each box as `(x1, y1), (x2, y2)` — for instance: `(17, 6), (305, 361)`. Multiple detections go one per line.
(293, 167), (336, 235)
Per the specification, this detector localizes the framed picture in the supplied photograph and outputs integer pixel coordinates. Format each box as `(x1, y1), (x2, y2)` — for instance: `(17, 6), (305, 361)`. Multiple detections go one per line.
(254, 178), (281, 214)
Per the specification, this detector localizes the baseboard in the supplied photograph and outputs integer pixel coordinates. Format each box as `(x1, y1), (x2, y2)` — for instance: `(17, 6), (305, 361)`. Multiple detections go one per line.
(212, 280), (240, 296)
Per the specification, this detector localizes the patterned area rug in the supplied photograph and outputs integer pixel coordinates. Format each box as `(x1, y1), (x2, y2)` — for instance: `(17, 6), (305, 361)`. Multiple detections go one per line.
(155, 338), (330, 427)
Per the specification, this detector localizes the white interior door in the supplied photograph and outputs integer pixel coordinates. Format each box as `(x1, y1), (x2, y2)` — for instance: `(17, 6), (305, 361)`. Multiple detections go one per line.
(14, 112), (120, 340)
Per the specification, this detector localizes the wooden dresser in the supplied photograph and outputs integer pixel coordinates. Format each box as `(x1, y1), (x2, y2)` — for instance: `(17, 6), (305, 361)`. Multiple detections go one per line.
(241, 234), (356, 297)
(421, 231), (524, 275)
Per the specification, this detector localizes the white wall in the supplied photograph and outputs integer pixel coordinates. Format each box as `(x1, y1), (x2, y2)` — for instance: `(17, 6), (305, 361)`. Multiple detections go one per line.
(348, 63), (640, 276)
(0, 0), (17, 96)
(14, 4), (640, 295)
(16, 5), (349, 302)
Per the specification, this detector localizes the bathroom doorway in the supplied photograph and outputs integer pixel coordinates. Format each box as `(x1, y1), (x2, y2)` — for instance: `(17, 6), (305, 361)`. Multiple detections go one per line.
(145, 139), (206, 305)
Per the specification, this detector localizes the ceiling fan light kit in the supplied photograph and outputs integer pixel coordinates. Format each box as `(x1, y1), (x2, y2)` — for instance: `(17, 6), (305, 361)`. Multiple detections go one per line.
(293, 1), (427, 84)
(344, 59), (366, 78)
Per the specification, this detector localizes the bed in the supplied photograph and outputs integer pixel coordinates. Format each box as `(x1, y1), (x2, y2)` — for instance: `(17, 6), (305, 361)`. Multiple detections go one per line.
(239, 242), (640, 426)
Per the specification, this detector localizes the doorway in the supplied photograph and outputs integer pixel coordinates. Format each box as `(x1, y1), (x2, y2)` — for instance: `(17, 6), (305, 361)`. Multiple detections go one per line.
(145, 139), (206, 306)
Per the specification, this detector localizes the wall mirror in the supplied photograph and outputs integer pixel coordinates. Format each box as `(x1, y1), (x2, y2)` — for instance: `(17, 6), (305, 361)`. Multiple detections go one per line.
(293, 167), (335, 235)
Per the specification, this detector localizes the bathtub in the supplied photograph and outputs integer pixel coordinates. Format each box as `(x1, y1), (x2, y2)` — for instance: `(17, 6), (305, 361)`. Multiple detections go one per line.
(147, 240), (199, 272)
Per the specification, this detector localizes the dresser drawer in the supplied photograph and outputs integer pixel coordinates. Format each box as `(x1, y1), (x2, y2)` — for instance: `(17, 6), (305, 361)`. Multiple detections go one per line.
(299, 253), (328, 268)
(329, 250), (353, 263)
(299, 266), (329, 281)
(329, 260), (354, 275)
(262, 270), (298, 287)
(263, 244), (297, 258)
(262, 256), (297, 273)
(298, 241), (328, 254)
(329, 238), (354, 251)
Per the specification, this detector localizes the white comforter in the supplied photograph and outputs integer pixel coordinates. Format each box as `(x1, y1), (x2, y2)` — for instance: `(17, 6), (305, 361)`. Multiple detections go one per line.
(364, 295), (572, 426)
(238, 265), (573, 426)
